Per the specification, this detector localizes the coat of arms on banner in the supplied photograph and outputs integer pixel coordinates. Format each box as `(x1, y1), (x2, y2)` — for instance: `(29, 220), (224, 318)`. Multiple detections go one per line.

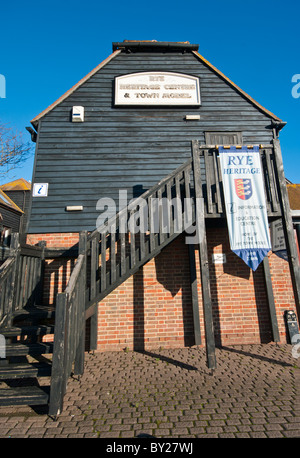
(234, 179), (253, 200)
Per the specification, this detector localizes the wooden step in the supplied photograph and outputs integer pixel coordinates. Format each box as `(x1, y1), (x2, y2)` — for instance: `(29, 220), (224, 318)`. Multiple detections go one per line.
(13, 305), (55, 321)
(1, 325), (55, 337)
(0, 362), (51, 380)
(0, 386), (49, 406)
(5, 342), (54, 357)
(12, 308), (55, 327)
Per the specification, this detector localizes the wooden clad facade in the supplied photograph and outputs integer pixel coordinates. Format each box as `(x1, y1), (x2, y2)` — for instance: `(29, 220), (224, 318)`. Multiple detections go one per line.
(28, 42), (282, 234)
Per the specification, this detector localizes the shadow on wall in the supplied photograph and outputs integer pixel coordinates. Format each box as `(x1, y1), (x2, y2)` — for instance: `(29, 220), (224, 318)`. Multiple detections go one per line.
(132, 235), (195, 352)
(206, 226), (273, 346)
(42, 257), (76, 305)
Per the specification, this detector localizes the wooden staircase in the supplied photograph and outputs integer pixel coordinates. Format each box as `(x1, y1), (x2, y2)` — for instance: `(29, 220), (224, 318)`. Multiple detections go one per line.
(0, 142), (283, 417)
(0, 238), (55, 408)
(0, 305), (54, 406)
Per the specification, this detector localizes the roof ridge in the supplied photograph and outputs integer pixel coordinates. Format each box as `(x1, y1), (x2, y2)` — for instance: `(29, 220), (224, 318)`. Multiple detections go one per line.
(0, 178), (31, 191)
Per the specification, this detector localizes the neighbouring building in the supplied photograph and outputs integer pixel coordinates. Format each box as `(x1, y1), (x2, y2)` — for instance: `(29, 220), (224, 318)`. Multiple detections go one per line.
(0, 178), (31, 235)
(287, 183), (300, 255)
(0, 188), (23, 243)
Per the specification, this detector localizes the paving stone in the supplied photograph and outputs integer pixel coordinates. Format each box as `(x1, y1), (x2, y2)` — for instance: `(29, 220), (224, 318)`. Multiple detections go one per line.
(0, 344), (299, 438)
(283, 422), (300, 430)
(120, 431), (135, 438)
(282, 430), (300, 438)
(235, 432), (251, 438)
(206, 426), (224, 434)
(266, 431), (285, 438)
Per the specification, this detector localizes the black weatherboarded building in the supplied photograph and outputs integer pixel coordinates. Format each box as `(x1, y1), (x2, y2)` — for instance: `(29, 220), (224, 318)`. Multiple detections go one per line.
(27, 40), (285, 234)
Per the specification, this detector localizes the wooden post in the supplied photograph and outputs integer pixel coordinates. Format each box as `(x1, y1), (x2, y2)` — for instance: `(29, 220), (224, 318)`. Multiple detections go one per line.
(192, 140), (216, 370)
(49, 291), (67, 417)
(296, 224), (300, 256)
(262, 256), (280, 342)
(74, 231), (87, 375)
(36, 240), (46, 305)
(188, 243), (202, 346)
(273, 139), (300, 319)
(7, 233), (19, 326)
(90, 234), (98, 351)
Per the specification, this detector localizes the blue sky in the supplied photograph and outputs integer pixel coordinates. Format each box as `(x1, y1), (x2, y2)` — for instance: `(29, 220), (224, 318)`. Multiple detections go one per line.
(0, 0), (299, 184)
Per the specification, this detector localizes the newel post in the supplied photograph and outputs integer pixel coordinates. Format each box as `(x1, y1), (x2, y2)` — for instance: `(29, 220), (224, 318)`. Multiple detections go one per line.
(192, 141), (216, 370)
(273, 139), (300, 320)
(74, 231), (87, 376)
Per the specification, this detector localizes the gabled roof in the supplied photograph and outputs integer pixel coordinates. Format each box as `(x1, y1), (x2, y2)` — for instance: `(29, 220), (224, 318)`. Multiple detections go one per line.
(0, 189), (23, 214)
(0, 178), (31, 191)
(30, 41), (284, 129)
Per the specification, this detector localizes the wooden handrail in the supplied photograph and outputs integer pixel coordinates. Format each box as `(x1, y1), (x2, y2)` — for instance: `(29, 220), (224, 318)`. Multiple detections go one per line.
(85, 159), (195, 324)
(0, 234), (46, 328)
(88, 158), (193, 241)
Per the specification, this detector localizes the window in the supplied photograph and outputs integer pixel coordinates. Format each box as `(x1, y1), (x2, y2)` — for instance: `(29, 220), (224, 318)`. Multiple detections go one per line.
(205, 132), (242, 145)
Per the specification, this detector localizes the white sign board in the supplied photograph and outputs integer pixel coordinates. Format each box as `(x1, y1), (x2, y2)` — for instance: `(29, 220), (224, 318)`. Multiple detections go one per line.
(212, 253), (227, 264)
(33, 183), (48, 197)
(115, 72), (200, 106)
(270, 220), (286, 252)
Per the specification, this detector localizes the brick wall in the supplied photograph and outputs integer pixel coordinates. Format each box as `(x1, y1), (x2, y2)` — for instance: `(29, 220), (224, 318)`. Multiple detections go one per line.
(27, 233), (79, 304)
(27, 228), (297, 351)
(27, 233), (79, 249)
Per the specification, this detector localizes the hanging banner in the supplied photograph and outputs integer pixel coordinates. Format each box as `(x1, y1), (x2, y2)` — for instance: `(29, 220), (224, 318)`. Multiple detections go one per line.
(219, 145), (271, 270)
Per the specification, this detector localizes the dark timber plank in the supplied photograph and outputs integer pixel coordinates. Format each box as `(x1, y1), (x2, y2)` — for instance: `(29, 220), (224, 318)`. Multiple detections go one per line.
(192, 140), (216, 370)
(76, 231), (88, 363)
(101, 232), (107, 292)
(262, 256), (280, 342)
(48, 291), (67, 417)
(0, 386), (49, 406)
(213, 149), (223, 214)
(265, 148), (278, 213)
(188, 243), (202, 346)
(204, 149), (213, 214)
(90, 232), (98, 350)
(111, 227), (117, 282)
(192, 141), (216, 369)
(273, 139), (300, 319)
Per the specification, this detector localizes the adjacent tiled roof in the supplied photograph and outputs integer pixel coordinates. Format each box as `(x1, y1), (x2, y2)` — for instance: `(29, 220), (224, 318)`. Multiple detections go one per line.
(287, 184), (300, 210)
(0, 178), (31, 191)
(30, 41), (284, 128)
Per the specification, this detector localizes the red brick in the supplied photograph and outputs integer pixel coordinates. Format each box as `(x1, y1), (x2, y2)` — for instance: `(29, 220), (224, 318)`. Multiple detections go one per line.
(27, 228), (298, 351)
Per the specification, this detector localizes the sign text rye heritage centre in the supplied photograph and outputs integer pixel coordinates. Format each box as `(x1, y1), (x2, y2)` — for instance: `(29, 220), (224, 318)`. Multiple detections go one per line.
(115, 72), (201, 106)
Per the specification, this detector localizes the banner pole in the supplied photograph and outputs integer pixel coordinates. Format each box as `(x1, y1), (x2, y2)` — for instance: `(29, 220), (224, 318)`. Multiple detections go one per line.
(192, 140), (216, 370)
(273, 139), (300, 319)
